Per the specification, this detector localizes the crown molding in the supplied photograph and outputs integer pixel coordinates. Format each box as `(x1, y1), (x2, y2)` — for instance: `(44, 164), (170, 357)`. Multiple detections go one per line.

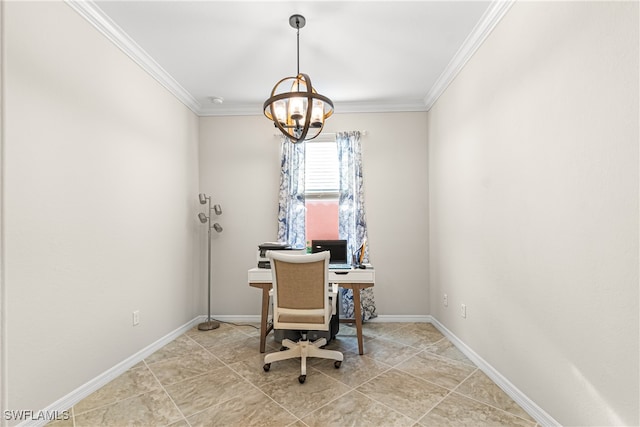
(66, 0), (513, 117)
(424, 0), (515, 111)
(198, 99), (430, 117)
(65, 0), (201, 115)
(198, 103), (262, 117)
(334, 100), (429, 115)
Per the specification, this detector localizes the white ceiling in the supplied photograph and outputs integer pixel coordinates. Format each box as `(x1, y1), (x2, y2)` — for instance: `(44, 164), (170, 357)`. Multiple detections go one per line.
(70, 1), (513, 116)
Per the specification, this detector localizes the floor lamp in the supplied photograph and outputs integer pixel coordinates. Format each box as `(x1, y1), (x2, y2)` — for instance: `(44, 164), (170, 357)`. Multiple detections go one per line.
(197, 193), (223, 331)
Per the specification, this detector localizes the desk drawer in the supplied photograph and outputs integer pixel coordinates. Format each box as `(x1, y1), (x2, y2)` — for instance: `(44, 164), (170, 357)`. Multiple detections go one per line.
(248, 268), (273, 282)
(329, 269), (375, 283)
(248, 267), (375, 284)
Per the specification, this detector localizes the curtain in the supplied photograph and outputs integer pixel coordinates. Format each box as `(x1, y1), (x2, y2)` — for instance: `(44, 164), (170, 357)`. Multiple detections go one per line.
(276, 137), (306, 249)
(337, 131), (377, 320)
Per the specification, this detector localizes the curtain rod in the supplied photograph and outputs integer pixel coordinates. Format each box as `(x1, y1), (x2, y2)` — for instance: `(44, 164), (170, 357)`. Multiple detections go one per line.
(273, 130), (368, 138)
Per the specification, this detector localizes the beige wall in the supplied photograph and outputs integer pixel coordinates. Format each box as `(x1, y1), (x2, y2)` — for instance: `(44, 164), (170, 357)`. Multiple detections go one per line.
(3, 1), (638, 424)
(3, 1), (200, 414)
(198, 112), (429, 317)
(428, 1), (639, 425)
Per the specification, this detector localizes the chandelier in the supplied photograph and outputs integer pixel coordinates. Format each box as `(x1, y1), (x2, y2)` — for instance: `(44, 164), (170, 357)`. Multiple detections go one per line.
(263, 14), (334, 143)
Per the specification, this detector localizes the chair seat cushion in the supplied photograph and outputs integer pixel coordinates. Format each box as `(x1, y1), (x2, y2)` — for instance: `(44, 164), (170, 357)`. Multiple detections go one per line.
(278, 313), (325, 324)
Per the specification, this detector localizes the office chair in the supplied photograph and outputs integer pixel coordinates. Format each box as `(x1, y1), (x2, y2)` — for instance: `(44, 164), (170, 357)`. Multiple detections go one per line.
(263, 251), (343, 383)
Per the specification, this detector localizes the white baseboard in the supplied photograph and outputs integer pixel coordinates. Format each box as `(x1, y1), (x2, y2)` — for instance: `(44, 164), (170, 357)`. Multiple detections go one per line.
(217, 313), (558, 425)
(207, 315), (261, 324)
(207, 314), (435, 324)
(20, 317), (201, 427)
(429, 317), (560, 427)
(26, 314), (557, 427)
(365, 314), (432, 323)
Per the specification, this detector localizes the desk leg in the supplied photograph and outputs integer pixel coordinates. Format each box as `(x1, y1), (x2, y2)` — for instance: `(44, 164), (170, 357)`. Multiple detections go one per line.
(353, 286), (364, 355)
(259, 287), (270, 353)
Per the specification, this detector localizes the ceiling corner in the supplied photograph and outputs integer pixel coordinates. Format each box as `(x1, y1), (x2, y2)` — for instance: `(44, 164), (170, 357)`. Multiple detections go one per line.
(423, 0), (516, 111)
(65, 0), (202, 115)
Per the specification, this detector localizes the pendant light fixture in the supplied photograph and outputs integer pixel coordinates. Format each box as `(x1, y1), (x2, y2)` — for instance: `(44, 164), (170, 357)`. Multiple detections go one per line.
(263, 14), (334, 143)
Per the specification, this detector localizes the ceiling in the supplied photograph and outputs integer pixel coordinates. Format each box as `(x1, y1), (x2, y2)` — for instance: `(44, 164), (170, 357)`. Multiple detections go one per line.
(70, 1), (512, 116)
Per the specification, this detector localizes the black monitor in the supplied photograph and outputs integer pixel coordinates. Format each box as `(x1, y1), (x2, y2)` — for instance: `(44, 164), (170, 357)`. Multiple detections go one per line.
(311, 239), (348, 264)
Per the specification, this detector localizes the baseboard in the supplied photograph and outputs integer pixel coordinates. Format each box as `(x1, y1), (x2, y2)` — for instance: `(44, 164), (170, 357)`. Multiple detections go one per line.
(217, 313), (558, 425)
(363, 314), (433, 323)
(26, 314), (558, 427)
(207, 314), (261, 324)
(20, 317), (202, 427)
(207, 314), (435, 324)
(429, 317), (560, 427)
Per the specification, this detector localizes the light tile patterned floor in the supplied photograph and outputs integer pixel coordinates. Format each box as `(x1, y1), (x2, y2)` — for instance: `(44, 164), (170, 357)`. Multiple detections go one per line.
(49, 322), (538, 427)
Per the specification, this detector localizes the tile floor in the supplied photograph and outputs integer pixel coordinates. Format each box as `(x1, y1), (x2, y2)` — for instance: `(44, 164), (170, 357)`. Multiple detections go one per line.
(49, 322), (538, 427)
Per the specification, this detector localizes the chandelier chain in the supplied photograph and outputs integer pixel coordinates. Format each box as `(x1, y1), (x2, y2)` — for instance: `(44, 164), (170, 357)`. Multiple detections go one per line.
(296, 17), (300, 76)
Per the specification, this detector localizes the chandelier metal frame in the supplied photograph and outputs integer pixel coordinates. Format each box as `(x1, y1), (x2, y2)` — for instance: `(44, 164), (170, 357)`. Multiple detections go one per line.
(263, 14), (334, 143)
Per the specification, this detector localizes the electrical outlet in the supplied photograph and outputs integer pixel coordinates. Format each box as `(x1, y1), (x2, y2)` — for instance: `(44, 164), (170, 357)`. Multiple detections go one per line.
(443, 294), (448, 307)
(460, 304), (467, 318)
(133, 310), (140, 326)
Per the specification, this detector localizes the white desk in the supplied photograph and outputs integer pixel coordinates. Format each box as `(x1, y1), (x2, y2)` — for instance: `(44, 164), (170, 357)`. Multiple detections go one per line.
(248, 267), (375, 355)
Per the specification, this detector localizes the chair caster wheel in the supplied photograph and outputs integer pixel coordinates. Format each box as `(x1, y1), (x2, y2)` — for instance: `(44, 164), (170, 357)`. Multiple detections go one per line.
(334, 361), (342, 368)
(298, 375), (306, 384)
(263, 363), (270, 372)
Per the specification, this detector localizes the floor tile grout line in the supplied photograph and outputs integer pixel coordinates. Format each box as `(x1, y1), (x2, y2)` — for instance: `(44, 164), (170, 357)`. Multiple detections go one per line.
(70, 358), (162, 418)
(144, 334), (217, 366)
(70, 381), (181, 424)
(219, 354), (303, 422)
(418, 389), (456, 423)
(392, 355), (472, 393)
(147, 330), (272, 423)
(347, 360), (444, 422)
(361, 362), (453, 420)
(447, 388), (537, 425)
(418, 346), (478, 368)
(442, 365), (539, 422)
(367, 324), (446, 349)
(447, 366), (479, 395)
(411, 350), (478, 423)
(352, 387), (421, 423)
(69, 323), (534, 427)
(145, 347), (232, 392)
(290, 382), (355, 423)
(70, 381), (160, 418)
(142, 358), (193, 427)
(192, 332), (308, 426)
(344, 344), (469, 423)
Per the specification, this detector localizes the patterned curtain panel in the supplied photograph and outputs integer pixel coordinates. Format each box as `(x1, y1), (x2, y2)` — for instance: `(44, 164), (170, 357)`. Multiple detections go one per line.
(337, 131), (377, 320)
(276, 137), (306, 249)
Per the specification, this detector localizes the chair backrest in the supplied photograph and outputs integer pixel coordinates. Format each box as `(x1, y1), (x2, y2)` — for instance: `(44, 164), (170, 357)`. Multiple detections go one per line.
(268, 251), (331, 329)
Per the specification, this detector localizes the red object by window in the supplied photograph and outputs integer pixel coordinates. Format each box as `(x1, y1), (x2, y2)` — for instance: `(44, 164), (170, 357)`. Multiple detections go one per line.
(305, 199), (339, 241)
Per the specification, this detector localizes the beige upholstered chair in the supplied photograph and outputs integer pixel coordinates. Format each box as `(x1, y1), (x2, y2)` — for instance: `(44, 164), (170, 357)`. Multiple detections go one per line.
(263, 251), (343, 383)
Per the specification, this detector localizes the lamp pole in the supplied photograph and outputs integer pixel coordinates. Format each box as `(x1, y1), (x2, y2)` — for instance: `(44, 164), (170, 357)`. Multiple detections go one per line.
(198, 195), (221, 331)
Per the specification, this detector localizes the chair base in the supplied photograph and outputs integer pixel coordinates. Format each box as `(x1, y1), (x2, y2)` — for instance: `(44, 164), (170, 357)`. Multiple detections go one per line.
(263, 336), (343, 381)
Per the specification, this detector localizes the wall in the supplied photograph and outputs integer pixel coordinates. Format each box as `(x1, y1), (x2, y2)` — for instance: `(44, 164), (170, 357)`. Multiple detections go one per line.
(198, 112), (429, 317)
(2, 0), (200, 416)
(428, 2), (638, 426)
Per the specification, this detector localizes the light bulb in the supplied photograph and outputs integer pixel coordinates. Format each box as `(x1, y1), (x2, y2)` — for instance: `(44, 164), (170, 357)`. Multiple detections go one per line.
(311, 100), (324, 128)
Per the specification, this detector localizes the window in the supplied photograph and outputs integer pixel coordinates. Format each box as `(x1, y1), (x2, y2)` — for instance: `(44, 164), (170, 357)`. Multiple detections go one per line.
(305, 139), (339, 241)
